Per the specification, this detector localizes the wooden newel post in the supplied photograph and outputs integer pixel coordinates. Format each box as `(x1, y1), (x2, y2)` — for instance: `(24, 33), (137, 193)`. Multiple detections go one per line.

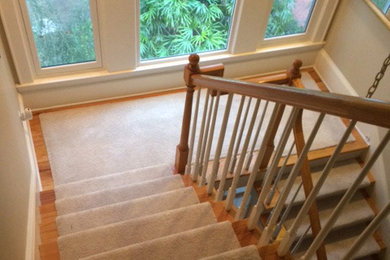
(287, 59), (303, 86)
(175, 54), (200, 174)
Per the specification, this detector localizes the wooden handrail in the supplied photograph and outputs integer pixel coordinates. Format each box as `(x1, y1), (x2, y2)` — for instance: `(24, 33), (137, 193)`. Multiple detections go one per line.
(192, 74), (390, 128)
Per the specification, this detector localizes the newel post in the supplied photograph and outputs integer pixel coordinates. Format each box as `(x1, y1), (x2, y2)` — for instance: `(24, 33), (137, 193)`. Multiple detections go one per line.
(287, 59), (303, 86)
(175, 54), (200, 174)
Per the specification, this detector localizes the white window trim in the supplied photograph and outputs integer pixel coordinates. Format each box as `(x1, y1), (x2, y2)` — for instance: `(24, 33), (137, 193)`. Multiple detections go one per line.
(1, 0), (339, 86)
(364, 0), (390, 29)
(17, 0), (102, 77)
(259, 0), (339, 47)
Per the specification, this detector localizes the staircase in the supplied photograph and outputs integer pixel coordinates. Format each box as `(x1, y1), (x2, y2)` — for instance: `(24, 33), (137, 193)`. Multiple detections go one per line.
(36, 55), (390, 259)
(46, 164), (259, 259)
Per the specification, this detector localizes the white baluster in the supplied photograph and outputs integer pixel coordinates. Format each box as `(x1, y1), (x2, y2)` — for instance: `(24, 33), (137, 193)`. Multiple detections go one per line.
(303, 129), (390, 260)
(278, 120), (357, 257)
(200, 92), (220, 185)
(259, 113), (325, 247)
(245, 101), (269, 170)
(225, 103), (280, 213)
(342, 201), (390, 260)
(265, 141), (295, 205)
(185, 88), (202, 175)
(193, 89), (210, 181)
(291, 224), (311, 255)
(272, 182), (303, 240)
(246, 108), (300, 227)
(225, 99), (261, 211)
(207, 93), (234, 194)
(215, 96), (246, 201)
(230, 98), (252, 173)
(198, 93), (215, 184)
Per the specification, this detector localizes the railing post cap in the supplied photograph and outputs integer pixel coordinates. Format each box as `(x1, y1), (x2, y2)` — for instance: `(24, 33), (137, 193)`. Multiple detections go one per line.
(189, 53), (200, 65)
(293, 59), (303, 69)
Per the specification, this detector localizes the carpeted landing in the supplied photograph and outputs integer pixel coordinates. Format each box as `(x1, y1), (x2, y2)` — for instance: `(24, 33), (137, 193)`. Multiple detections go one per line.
(55, 164), (262, 260)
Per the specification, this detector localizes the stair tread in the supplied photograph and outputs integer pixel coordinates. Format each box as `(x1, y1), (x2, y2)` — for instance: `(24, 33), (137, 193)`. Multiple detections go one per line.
(295, 235), (381, 260)
(284, 193), (375, 238)
(58, 203), (216, 260)
(55, 164), (173, 199)
(80, 222), (240, 260)
(200, 245), (261, 260)
(55, 175), (183, 215)
(57, 187), (198, 235)
(281, 160), (372, 205)
(325, 235), (381, 259)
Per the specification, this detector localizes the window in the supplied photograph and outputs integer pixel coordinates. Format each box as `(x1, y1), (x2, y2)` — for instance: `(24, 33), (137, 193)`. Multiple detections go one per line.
(2, 0), (338, 83)
(265, 0), (317, 38)
(140, 0), (236, 61)
(23, 0), (100, 70)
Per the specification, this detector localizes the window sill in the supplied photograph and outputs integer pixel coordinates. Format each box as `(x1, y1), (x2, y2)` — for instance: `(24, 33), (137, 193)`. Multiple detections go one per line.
(16, 41), (325, 93)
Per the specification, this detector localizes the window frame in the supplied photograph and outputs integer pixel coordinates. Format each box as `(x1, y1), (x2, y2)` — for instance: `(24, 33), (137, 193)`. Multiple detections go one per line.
(364, 0), (390, 29)
(136, 0), (239, 66)
(258, 0), (335, 47)
(17, 0), (102, 77)
(1, 0), (339, 84)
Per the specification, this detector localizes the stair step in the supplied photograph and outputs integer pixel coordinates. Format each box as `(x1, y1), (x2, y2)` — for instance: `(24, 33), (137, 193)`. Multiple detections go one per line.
(325, 235), (381, 259)
(281, 160), (372, 206)
(81, 222), (240, 260)
(284, 193), (375, 239)
(58, 203), (216, 260)
(55, 175), (183, 215)
(55, 164), (173, 199)
(294, 235), (381, 260)
(57, 187), (198, 235)
(200, 245), (261, 260)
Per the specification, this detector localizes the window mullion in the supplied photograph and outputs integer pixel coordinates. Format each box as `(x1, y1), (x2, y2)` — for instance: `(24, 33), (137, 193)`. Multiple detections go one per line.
(230, 0), (274, 54)
(97, 0), (137, 72)
(309, 0), (339, 42)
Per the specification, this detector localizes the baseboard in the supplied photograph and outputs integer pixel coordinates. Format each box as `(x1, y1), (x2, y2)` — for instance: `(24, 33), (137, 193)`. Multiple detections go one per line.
(313, 49), (359, 97)
(25, 164), (38, 260)
(18, 93), (40, 260)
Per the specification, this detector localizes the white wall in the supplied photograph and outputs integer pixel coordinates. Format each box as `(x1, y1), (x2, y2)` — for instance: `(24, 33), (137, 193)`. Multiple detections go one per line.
(19, 47), (321, 110)
(316, 0), (390, 257)
(0, 17), (37, 260)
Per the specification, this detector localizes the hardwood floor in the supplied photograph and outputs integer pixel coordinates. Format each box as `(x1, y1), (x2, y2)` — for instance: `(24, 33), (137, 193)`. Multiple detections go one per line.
(32, 67), (373, 259)
(30, 116), (60, 259)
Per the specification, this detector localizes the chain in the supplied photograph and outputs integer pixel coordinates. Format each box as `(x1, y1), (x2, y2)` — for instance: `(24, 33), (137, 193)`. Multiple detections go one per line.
(366, 53), (390, 98)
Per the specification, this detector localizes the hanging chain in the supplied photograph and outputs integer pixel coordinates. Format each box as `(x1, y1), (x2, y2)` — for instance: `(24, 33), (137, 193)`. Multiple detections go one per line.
(366, 53), (390, 98)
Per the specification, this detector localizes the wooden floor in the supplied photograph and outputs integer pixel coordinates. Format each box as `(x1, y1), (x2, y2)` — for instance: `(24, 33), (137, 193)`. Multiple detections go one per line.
(32, 67), (373, 260)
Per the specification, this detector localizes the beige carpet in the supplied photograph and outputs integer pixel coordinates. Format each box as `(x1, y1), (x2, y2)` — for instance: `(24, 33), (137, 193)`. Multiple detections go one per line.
(55, 163), (257, 259)
(82, 221), (240, 260)
(39, 72), (354, 185)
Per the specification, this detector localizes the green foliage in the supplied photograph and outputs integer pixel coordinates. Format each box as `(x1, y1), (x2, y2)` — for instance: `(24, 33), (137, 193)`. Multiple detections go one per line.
(265, 0), (304, 38)
(26, 0), (95, 68)
(140, 0), (235, 60)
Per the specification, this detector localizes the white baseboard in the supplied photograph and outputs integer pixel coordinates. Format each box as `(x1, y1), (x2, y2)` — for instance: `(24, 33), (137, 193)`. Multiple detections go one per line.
(25, 163), (38, 260)
(313, 49), (359, 97)
(18, 94), (40, 260)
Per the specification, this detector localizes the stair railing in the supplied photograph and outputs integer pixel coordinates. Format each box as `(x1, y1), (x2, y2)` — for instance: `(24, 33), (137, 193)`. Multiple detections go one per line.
(175, 54), (390, 259)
